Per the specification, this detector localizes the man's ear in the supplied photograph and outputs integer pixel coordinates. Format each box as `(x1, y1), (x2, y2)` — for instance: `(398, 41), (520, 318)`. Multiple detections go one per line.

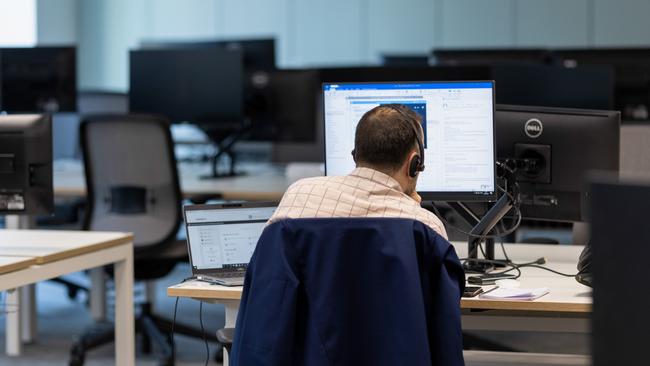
(404, 151), (419, 178)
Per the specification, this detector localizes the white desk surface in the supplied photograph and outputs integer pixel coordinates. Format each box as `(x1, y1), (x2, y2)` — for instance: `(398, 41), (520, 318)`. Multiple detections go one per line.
(0, 229), (134, 264)
(53, 160), (292, 201)
(168, 243), (590, 313)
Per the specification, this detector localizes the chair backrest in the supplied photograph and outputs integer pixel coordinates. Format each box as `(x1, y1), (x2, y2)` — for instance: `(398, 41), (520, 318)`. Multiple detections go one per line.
(590, 179), (650, 366)
(80, 114), (182, 254)
(620, 123), (650, 175)
(231, 218), (465, 366)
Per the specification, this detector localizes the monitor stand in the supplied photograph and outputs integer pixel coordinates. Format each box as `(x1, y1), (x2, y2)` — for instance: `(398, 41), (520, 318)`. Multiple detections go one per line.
(449, 197), (514, 274)
(201, 122), (252, 179)
(447, 160), (522, 274)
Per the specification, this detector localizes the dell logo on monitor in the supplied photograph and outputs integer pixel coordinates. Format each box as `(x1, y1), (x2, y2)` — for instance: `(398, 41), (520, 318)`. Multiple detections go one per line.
(524, 118), (543, 138)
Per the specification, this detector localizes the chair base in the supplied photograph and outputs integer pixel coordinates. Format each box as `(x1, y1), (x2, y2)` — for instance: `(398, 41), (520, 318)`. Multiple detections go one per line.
(69, 303), (221, 365)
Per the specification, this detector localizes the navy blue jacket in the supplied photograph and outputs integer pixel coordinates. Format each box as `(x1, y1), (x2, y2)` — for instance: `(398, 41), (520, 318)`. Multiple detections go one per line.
(230, 218), (465, 366)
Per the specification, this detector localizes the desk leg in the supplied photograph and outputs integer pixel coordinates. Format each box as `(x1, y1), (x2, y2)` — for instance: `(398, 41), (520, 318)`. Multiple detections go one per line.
(90, 268), (106, 321)
(5, 288), (22, 356)
(222, 300), (240, 366)
(5, 215), (35, 352)
(113, 245), (135, 366)
(20, 285), (36, 343)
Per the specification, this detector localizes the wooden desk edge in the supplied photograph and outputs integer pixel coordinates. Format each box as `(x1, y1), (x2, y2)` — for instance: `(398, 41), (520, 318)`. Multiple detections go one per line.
(461, 298), (592, 313)
(167, 285), (591, 313)
(167, 286), (242, 300)
(0, 257), (38, 275)
(33, 233), (134, 265)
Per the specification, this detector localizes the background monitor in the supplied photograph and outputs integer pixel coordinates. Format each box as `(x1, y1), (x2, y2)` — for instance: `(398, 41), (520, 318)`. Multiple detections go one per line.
(491, 64), (614, 110)
(0, 114), (53, 215)
(496, 104), (620, 222)
(432, 48), (554, 66)
(249, 69), (320, 142)
(140, 38), (276, 70)
(129, 47), (244, 130)
(323, 81), (496, 201)
(0, 47), (77, 113)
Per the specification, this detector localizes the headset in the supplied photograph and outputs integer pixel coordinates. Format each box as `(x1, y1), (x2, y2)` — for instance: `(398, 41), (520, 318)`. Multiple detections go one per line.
(351, 104), (425, 177)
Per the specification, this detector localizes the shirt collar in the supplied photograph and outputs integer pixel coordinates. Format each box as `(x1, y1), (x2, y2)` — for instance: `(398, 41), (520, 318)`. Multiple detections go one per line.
(349, 167), (404, 192)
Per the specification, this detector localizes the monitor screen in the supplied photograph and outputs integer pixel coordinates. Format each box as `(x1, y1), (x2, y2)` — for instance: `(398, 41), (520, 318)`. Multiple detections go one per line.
(129, 47), (243, 125)
(184, 205), (276, 270)
(323, 81), (496, 201)
(0, 47), (77, 113)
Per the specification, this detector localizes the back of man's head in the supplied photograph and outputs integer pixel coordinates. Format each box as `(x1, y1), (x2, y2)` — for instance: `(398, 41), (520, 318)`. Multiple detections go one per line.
(353, 104), (422, 173)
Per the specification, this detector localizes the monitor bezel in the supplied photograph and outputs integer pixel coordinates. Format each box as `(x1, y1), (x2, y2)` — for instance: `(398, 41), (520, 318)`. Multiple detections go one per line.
(322, 80), (497, 202)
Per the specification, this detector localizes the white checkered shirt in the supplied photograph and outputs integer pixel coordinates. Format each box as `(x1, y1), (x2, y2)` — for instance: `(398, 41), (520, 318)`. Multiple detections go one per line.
(269, 167), (448, 239)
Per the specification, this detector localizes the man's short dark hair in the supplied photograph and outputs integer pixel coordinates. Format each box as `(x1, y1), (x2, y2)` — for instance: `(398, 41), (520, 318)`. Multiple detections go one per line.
(353, 104), (422, 172)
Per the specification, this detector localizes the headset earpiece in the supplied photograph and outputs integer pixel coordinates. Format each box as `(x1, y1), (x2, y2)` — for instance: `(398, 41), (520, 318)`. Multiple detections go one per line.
(409, 154), (421, 178)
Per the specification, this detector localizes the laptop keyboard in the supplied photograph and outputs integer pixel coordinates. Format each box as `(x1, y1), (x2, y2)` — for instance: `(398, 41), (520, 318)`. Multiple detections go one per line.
(220, 272), (245, 278)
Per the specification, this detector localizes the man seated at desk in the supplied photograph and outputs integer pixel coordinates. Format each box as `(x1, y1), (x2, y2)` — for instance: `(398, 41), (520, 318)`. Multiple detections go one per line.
(269, 104), (447, 238)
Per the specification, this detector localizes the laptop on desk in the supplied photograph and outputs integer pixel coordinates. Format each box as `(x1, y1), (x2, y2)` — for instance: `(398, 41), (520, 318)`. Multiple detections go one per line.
(183, 202), (277, 286)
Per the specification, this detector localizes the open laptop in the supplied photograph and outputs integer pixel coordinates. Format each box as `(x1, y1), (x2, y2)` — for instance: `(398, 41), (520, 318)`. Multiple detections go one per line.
(183, 202), (277, 286)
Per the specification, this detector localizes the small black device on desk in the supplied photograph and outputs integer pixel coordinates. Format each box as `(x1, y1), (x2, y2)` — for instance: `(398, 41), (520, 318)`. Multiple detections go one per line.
(467, 273), (516, 285)
(462, 286), (484, 298)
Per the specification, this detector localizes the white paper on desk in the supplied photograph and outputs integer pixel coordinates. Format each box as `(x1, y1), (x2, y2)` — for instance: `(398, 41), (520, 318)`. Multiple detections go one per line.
(479, 287), (549, 301)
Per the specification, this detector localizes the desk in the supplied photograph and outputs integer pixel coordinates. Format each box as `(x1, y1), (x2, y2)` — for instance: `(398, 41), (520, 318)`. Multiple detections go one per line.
(168, 243), (588, 364)
(0, 230), (135, 365)
(53, 159), (292, 201)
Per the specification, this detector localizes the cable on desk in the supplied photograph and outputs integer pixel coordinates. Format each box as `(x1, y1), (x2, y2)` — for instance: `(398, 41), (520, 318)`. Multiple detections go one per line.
(171, 296), (180, 362)
(199, 300), (209, 366)
(516, 264), (577, 277)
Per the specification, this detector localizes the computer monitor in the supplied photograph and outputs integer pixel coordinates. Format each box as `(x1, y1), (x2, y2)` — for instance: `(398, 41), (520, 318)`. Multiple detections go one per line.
(323, 81), (497, 201)
(129, 47), (244, 127)
(496, 104), (620, 222)
(0, 114), (53, 215)
(247, 69), (320, 143)
(432, 48), (554, 66)
(492, 64), (614, 110)
(140, 38), (276, 70)
(381, 54), (431, 67)
(319, 66), (493, 84)
(0, 47), (77, 113)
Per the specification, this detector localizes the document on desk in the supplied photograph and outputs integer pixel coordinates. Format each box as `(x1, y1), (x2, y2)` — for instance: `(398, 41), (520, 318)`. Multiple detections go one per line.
(479, 287), (549, 301)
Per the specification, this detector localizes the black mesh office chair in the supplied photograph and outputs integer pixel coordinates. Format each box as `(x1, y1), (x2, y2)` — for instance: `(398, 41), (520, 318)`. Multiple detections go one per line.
(69, 115), (216, 366)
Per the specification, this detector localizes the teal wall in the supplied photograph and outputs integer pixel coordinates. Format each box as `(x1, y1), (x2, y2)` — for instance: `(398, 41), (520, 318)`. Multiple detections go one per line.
(35, 0), (650, 91)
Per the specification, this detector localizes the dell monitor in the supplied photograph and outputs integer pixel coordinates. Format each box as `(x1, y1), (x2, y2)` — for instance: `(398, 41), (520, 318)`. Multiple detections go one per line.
(323, 81), (496, 202)
(0, 114), (53, 215)
(0, 47), (77, 113)
(496, 104), (620, 222)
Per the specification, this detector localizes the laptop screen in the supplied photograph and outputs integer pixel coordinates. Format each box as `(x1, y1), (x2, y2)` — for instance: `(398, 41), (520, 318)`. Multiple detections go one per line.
(185, 205), (276, 270)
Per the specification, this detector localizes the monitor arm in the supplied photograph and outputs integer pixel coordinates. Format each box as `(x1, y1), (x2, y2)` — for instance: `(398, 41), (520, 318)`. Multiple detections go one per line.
(448, 159), (524, 273)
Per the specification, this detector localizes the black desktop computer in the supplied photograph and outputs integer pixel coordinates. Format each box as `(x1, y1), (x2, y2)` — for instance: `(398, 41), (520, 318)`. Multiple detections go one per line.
(0, 47), (76, 113)
(0, 114), (53, 215)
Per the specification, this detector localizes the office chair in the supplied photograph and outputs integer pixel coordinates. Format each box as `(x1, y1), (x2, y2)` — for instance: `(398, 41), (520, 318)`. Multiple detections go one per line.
(69, 115), (217, 366)
(226, 218), (466, 366)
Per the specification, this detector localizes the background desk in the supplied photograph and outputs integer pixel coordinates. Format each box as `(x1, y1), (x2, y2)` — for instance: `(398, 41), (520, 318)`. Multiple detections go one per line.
(53, 159), (292, 201)
(0, 230), (135, 365)
(168, 243), (589, 364)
